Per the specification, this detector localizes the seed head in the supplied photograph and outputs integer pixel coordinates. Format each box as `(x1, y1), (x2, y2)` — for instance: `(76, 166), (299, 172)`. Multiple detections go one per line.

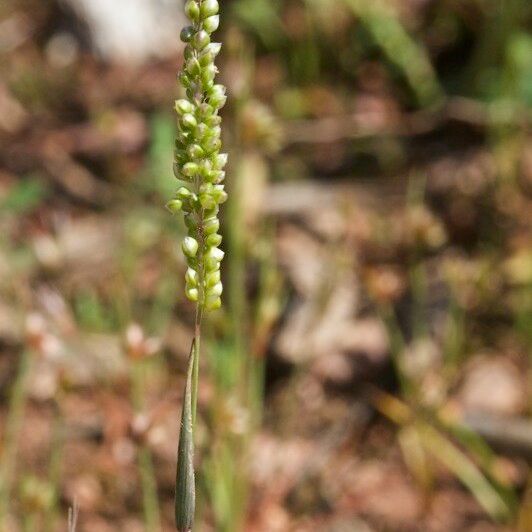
(170, 0), (227, 311)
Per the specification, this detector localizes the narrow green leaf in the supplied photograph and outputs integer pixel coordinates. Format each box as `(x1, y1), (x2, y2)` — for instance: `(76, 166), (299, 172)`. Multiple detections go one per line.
(175, 340), (196, 532)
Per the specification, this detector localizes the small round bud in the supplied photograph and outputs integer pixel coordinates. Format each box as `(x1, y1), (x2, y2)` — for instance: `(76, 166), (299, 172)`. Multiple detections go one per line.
(181, 113), (197, 130)
(203, 15), (220, 34)
(178, 72), (192, 89)
(180, 26), (195, 43)
(198, 103), (214, 119)
(183, 162), (200, 177)
(202, 136), (222, 154)
(207, 281), (223, 297)
(201, 63), (217, 85)
(166, 199), (183, 214)
(186, 286), (199, 302)
(184, 45), (194, 61)
(200, 0), (219, 19)
(206, 246), (224, 263)
(182, 237), (199, 258)
(206, 233), (222, 247)
(194, 123), (209, 140)
(212, 185), (227, 204)
(175, 99), (195, 115)
(203, 217), (220, 235)
(199, 193), (217, 210)
(185, 267), (198, 286)
(205, 295), (221, 310)
(192, 30), (210, 50)
(204, 256), (221, 272)
(199, 43), (222, 66)
(206, 270), (221, 288)
(176, 186), (193, 200)
(205, 115), (222, 128)
(215, 153), (228, 169)
(185, 0), (200, 21)
(187, 144), (205, 159)
(203, 42), (222, 58)
(186, 58), (201, 77)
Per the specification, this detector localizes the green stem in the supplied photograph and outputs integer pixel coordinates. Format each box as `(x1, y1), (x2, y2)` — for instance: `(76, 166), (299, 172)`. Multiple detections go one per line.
(43, 407), (63, 532)
(130, 362), (161, 532)
(138, 447), (161, 532)
(22, 513), (36, 532)
(191, 304), (203, 428)
(0, 349), (32, 528)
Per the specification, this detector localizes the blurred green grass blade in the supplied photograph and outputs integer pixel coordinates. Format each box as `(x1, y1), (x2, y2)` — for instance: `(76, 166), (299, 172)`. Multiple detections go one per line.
(147, 113), (176, 199)
(175, 340), (196, 532)
(0, 177), (49, 214)
(0, 349), (32, 528)
(420, 423), (513, 521)
(232, 0), (285, 49)
(343, 0), (443, 107)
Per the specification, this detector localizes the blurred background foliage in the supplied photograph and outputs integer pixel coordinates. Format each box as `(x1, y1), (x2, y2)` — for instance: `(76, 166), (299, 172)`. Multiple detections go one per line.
(0, 0), (531, 530)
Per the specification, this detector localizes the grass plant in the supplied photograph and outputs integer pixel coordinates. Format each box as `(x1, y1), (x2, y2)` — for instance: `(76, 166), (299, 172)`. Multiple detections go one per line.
(169, 1), (228, 529)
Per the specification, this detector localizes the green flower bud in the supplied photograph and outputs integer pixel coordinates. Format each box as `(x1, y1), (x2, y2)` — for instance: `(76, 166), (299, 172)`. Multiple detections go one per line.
(180, 26), (195, 43)
(198, 160), (213, 179)
(200, 0), (219, 19)
(175, 99), (195, 115)
(198, 103), (214, 119)
(166, 199), (183, 214)
(203, 42), (222, 58)
(184, 45), (194, 61)
(179, 72), (192, 90)
(176, 186), (193, 200)
(203, 217), (220, 235)
(205, 295), (221, 310)
(202, 136), (222, 154)
(201, 64), (217, 86)
(185, 286), (199, 302)
(185, 0), (200, 21)
(205, 115), (222, 128)
(186, 58), (202, 77)
(215, 153), (228, 169)
(212, 186), (227, 204)
(182, 162), (200, 177)
(207, 246), (224, 263)
(199, 43), (222, 66)
(181, 113), (197, 130)
(192, 30), (210, 50)
(206, 233), (222, 247)
(199, 183), (214, 194)
(207, 281), (223, 297)
(194, 123), (209, 140)
(199, 193), (217, 210)
(203, 15), (220, 34)
(187, 144), (205, 159)
(185, 267), (198, 286)
(206, 270), (221, 288)
(182, 237), (199, 258)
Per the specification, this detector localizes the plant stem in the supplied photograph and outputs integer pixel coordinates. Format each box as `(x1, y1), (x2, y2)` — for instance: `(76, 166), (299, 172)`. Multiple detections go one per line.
(191, 303), (203, 428)
(130, 361), (161, 532)
(0, 349), (32, 528)
(138, 447), (161, 532)
(44, 407), (63, 532)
